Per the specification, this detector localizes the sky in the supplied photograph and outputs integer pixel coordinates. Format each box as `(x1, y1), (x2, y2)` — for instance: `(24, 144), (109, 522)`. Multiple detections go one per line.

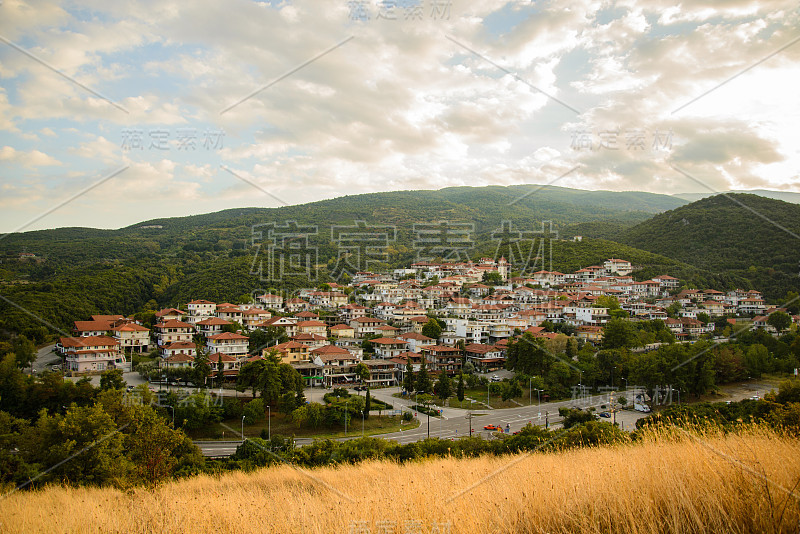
(1, 0), (799, 232)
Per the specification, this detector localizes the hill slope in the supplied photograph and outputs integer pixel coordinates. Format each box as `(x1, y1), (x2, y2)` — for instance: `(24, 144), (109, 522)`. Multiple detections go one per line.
(621, 193), (800, 298)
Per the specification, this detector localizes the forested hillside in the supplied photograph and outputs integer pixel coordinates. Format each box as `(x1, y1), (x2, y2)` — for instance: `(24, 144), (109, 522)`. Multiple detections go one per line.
(621, 194), (800, 299)
(0, 187), (788, 343)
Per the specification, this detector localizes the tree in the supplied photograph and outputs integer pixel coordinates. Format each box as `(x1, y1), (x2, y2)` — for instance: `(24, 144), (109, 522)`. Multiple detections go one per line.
(125, 405), (192, 487)
(291, 402), (324, 429)
(277, 392), (296, 415)
(354, 363), (370, 387)
(403, 359), (415, 394)
(505, 334), (554, 377)
(744, 344), (770, 378)
(500, 381), (523, 401)
(696, 312), (711, 325)
(99, 369), (125, 391)
(237, 360), (266, 397)
(10, 335), (36, 369)
(20, 404), (130, 486)
(558, 407), (595, 429)
(416, 357), (432, 394)
(456, 372), (465, 402)
(666, 302), (681, 318)
(191, 347), (212, 388)
(174, 392), (223, 429)
(422, 318), (442, 340)
(244, 398), (266, 424)
(602, 318), (640, 350)
(784, 292), (800, 315)
(482, 271), (502, 285)
(434, 372), (453, 402)
(594, 295), (620, 310)
(248, 327), (288, 355)
(768, 311), (792, 332)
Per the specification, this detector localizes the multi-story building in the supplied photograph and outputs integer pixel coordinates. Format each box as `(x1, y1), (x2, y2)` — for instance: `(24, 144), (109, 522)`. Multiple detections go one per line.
(186, 299), (217, 324)
(154, 319), (194, 346)
(207, 332), (249, 360)
(59, 336), (124, 373)
(111, 323), (150, 353)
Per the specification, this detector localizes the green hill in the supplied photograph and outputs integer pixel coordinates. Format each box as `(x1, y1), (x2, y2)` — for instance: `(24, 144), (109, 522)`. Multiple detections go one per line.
(621, 193), (800, 299)
(0, 185), (695, 340)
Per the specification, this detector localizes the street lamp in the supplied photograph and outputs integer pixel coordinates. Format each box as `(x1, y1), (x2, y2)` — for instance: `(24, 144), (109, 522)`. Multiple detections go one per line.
(469, 399), (474, 435)
(529, 377), (532, 406)
(267, 405), (271, 443)
(621, 377), (628, 393)
(361, 410), (365, 437)
(344, 398), (349, 436)
(241, 415), (245, 443)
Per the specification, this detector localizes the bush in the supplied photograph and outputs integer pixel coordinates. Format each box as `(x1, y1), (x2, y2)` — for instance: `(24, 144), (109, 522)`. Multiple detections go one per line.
(222, 399), (244, 419)
(243, 398), (265, 425)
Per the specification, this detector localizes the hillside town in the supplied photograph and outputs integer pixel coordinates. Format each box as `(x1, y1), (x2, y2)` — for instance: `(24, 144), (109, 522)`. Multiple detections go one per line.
(56, 257), (788, 388)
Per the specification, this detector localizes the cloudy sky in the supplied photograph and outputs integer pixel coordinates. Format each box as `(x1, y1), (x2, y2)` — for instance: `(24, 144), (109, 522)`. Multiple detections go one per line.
(1, 0), (799, 231)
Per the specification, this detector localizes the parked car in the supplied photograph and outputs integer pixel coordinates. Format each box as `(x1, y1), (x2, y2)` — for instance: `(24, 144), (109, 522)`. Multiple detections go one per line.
(51, 365), (62, 371)
(483, 424), (499, 431)
(490, 375), (501, 382)
(599, 412), (611, 418)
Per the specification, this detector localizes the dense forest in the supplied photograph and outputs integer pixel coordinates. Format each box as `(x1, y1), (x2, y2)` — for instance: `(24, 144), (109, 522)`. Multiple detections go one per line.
(621, 194), (800, 299)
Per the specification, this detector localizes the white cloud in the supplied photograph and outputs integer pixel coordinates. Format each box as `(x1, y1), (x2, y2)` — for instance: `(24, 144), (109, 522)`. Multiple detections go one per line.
(1, 0), (800, 230)
(0, 146), (62, 167)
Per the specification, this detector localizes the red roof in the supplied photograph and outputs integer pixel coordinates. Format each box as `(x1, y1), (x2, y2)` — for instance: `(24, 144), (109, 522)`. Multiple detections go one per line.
(196, 317), (232, 326)
(298, 320), (327, 327)
(207, 332), (249, 341)
(162, 342), (196, 350)
(155, 319), (194, 329)
(369, 337), (407, 345)
(164, 354), (194, 363)
(310, 344), (351, 355)
(113, 323), (149, 332)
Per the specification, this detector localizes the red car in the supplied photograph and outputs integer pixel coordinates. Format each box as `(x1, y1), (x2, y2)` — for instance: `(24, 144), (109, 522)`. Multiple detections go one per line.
(483, 424), (500, 431)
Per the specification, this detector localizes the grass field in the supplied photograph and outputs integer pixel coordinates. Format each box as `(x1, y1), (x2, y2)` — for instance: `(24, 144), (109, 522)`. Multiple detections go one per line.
(186, 413), (419, 440)
(2, 426), (799, 533)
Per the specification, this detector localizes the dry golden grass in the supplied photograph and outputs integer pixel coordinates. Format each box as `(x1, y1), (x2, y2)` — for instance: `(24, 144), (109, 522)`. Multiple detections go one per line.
(2, 426), (800, 533)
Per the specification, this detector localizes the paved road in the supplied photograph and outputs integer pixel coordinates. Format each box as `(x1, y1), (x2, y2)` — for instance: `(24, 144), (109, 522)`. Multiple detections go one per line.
(24, 343), (59, 375)
(194, 441), (245, 457)
(193, 386), (652, 456)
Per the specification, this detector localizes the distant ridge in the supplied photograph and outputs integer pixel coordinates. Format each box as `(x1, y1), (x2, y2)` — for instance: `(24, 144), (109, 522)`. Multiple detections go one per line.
(673, 189), (800, 204)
